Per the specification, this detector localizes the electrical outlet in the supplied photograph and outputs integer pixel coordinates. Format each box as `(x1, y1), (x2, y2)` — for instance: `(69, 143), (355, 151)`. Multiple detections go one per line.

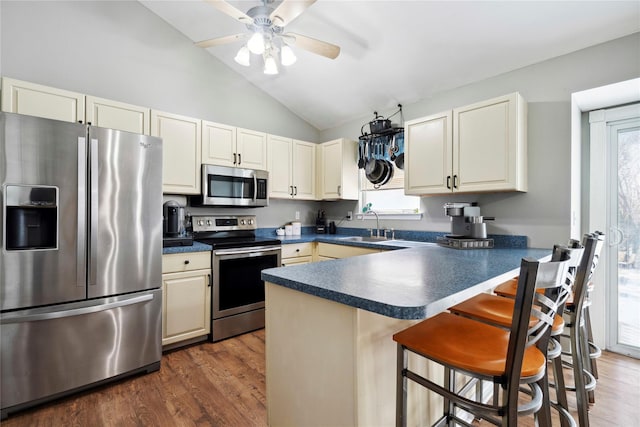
(347, 211), (353, 221)
(295, 211), (300, 220)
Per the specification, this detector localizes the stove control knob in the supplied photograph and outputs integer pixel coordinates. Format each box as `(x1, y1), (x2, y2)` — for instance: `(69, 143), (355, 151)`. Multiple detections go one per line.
(206, 220), (212, 225)
(240, 219), (246, 225)
(248, 219), (254, 225)
(197, 220), (204, 226)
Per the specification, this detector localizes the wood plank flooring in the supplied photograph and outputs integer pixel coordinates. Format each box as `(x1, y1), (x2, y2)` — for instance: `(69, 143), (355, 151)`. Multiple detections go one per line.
(2, 329), (638, 426)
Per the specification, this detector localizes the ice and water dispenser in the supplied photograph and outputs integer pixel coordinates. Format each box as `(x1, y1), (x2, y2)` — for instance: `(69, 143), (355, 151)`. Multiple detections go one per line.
(4, 185), (58, 250)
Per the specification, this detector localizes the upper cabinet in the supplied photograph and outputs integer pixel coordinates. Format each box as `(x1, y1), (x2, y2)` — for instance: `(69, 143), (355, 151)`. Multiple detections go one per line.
(201, 122), (267, 170)
(268, 135), (316, 200)
(202, 121), (237, 167)
(405, 92), (527, 195)
(86, 96), (150, 135)
(1, 77), (150, 135)
(151, 110), (202, 195)
(1, 77), (85, 124)
(317, 138), (359, 200)
(237, 128), (267, 170)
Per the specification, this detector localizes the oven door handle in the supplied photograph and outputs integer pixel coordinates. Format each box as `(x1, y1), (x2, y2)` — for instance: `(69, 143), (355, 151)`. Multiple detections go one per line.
(214, 246), (280, 256)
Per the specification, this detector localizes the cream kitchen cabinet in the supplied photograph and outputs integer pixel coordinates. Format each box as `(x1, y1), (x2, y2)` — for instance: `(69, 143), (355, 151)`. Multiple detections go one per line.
(1, 77), (85, 123)
(85, 96), (150, 135)
(405, 92), (527, 195)
(162, 252), (211, 347)
(268, 135), (316, 199)
(314, 242), (381, 261)
(152, 110), (202, 195)
(202, 121), (267, 170)
(281, 243), (314, 266)
(317, 138), (359, 200)
(2, 77), (151, 134)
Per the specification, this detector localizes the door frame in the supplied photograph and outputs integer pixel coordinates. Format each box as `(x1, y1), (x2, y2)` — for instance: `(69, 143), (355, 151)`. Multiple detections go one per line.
(570, 78), (640, 349)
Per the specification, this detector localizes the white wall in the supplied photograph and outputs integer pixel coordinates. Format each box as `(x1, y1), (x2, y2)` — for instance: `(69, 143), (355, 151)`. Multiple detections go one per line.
(320, 33), (640, 248)
(2, 1), (639, 242)
(0, 0), (319, 142)
(0, 0), (325, 228)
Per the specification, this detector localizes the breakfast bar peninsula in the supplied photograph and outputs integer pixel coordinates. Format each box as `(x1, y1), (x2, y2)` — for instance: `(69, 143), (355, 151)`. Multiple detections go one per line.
(262, 244), (549, 426)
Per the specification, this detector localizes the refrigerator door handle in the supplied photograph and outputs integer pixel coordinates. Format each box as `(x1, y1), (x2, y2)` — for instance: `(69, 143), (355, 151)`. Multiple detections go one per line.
(0, 294), (154, 324)
(89, 138), (99, 287)
(77, 137), (88, 288)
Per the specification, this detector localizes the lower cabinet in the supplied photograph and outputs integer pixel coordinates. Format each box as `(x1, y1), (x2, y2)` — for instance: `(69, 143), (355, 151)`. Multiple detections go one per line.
(161, 252), (211, 347)
(314, 242), (382, 261)
(281, 242), (314, 266)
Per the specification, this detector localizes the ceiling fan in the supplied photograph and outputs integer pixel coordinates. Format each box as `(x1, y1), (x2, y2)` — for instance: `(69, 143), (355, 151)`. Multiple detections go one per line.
(195, 0), (340, 75)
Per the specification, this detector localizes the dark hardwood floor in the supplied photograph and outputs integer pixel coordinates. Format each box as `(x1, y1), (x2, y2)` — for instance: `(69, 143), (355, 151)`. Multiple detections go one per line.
(2, 329), (638, 426)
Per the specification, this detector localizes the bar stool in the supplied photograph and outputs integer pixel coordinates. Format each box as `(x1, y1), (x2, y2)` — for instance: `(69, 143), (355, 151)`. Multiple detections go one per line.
(495, 254), (601, 396)
(393, 253), (571, 427)
(448, 238), (595, 427)
(491, 233), (605, 427)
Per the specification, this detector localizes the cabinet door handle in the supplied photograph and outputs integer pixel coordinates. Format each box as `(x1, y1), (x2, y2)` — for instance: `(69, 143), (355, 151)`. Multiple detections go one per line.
(238, 153), (241, 165)
(290, 186), (294, 196)
(184, 260), (190, 265)
(233, 153), (237, 165)
(338, 185), (342, 196)
(296, 248), (300, 252)
(453, 174), (458, 189)
(208, 274), (212, 287)
(294, 186), (297, 196)
(446, 176), (451, 189)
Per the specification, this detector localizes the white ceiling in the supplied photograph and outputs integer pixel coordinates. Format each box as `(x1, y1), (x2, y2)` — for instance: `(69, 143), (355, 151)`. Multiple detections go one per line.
(140, 0), (640, 131)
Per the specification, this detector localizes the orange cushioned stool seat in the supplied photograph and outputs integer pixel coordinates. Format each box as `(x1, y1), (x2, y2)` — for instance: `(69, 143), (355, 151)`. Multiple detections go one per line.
(393, 254), (572, 427)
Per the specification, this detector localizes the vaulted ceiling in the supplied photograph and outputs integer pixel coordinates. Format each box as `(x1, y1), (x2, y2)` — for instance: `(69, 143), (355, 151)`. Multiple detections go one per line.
(140, 1), (640, 130)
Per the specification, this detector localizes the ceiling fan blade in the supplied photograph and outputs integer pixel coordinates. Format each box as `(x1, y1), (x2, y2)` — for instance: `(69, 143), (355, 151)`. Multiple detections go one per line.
(270, 0), (317, 27)
(284, 32), (340, 59)
(195, 33), (248, 48)
(204, 0), (252, 23)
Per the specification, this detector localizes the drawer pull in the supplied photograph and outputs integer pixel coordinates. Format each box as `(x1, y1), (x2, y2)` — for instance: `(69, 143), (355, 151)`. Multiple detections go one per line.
(184, 260), (190, 265)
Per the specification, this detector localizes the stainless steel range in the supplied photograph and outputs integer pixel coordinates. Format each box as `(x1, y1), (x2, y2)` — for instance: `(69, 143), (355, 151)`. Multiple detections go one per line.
(192, 215), (281, 342)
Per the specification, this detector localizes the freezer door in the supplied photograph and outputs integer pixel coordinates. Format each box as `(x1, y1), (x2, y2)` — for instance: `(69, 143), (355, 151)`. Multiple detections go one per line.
(0, 113), (88, 311)
(88, 127), (162, 298)
(0, 289), (162, 414)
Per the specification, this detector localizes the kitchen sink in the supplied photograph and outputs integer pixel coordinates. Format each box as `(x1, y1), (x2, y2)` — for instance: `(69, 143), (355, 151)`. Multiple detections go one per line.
(338, 236), (398, 243)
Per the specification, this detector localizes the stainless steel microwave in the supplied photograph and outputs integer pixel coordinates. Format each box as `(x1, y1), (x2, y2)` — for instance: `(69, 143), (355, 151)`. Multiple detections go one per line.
(191, 164), (269, 207)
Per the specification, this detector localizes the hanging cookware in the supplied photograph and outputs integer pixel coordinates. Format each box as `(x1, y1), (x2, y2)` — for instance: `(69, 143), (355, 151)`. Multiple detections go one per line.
(394, 153), (404, 170)
(369, 112), (391, 134)
(357, 140), (365, 169)
(377, 160), (395, 187)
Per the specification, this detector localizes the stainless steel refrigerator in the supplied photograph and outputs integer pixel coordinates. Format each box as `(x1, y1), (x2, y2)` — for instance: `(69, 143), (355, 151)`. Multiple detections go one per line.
(0, 112), (163, 418)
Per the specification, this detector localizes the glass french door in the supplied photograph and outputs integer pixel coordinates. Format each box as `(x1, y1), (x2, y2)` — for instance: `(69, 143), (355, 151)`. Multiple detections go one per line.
(606, 111), (640, 358)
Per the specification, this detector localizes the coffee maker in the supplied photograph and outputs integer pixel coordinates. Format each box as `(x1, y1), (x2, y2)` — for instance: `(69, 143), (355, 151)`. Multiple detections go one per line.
(438, 202), (495, 249)
(315, 210), (327, 234)
(162, 200), (192, 247)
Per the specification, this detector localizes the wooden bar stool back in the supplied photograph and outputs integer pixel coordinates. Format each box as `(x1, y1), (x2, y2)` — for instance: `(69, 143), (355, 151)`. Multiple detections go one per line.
(393, 252), (571, 427)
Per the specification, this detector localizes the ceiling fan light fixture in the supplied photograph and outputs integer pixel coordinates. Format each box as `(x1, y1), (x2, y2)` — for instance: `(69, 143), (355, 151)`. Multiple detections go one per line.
(280, 45), (297, 66)
(234, 45), (251, 66)
(247, 32), (265, 55)
(263, 54), (279, 75)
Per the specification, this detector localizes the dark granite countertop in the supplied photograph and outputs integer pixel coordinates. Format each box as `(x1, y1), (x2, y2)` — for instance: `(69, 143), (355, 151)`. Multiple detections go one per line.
(262, 245), (550, 320)
(162, 241), (212, 254)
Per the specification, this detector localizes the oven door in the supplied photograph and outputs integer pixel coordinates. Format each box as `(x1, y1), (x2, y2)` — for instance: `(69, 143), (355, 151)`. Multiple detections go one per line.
(212, 246), (281, 319)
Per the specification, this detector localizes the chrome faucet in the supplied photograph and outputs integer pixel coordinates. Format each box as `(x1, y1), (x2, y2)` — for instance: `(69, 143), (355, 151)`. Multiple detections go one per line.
(362, 210), (381, 237)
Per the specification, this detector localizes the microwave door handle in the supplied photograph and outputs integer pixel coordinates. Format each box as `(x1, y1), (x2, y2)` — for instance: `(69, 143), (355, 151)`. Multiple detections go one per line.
(77, 137), (87, 288)
(253, 174), (258, 202)
(89, 138), (99, 288)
